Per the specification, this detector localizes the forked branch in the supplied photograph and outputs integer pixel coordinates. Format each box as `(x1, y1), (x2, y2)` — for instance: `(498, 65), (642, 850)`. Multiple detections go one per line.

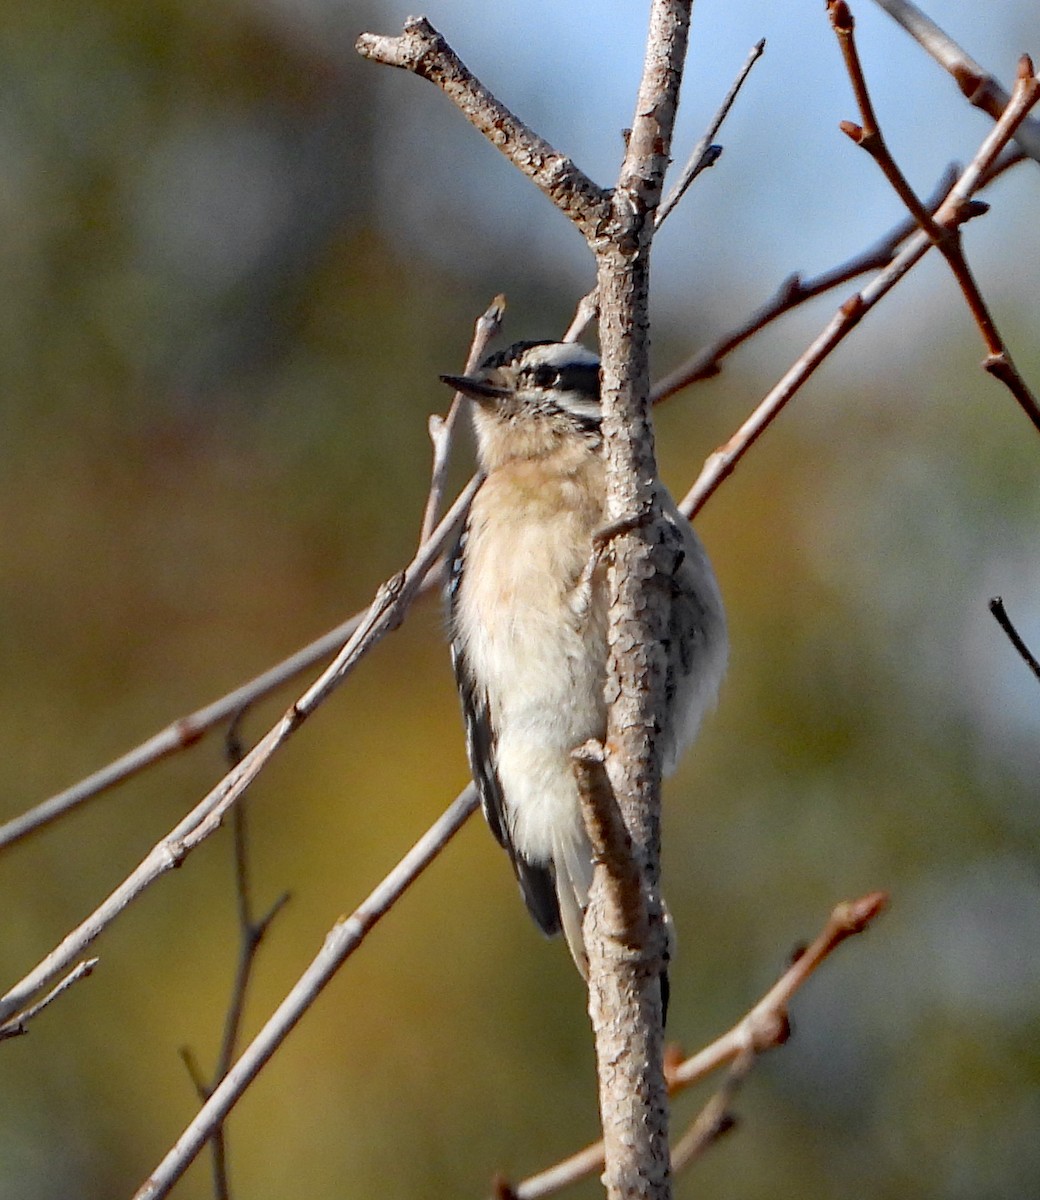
(133, 785), (479, 1200)
(829, 3), (1040, 432)
(356, 18), (610, 241)
(0, 479), (477, 1030)
(679, 54), (1040, 520)
(500, 892), (888, 1199)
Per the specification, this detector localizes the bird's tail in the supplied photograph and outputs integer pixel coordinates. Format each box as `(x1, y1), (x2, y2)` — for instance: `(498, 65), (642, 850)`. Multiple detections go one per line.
(554, 825), (675, 1022)
(552, 826), (594, 979)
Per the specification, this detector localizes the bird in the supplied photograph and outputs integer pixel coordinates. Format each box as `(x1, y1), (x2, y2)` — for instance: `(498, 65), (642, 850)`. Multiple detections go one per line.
(441, 339), (727, 982)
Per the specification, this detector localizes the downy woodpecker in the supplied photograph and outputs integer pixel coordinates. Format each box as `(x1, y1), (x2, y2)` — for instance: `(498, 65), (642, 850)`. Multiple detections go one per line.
(442, 340), (727, 978)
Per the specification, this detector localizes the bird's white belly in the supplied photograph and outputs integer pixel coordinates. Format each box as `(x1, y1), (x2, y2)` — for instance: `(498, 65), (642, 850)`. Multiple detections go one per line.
(459, 504), (606, 863)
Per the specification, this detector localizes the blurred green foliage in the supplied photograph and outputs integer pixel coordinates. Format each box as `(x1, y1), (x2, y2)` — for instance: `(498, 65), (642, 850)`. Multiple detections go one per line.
(0, 2), (1038, 1199)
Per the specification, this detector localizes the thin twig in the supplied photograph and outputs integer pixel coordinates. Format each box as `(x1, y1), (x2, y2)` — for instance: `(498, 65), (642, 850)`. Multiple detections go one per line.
(562, 38), (765, 346)
(652, 163), (956, 400)
(651, 149), (1026, 403)
(989, 597), (1040, 684)
(0, 592), (435, 852)
(133, 784), (479, 1200)
(657, 38), (766, 226)
(573, 740), (647, 952)
(1, 297), (498, 852)
(668, 1050), (748, 1173)
(562, 288), (599, 344)
(0, 477), (478, 1030)
(829, 2), (943, 234)
(504, 892), (888, 1199)
(176, 715), (292, 1200)
(677, 79), (1039, 520)
(871, 0), (1040, 163)
(0, 957), (99, 1041)
(420, 295), (505, 543)
(829, 4), (1040, 430)
(356, 19), (610, 241)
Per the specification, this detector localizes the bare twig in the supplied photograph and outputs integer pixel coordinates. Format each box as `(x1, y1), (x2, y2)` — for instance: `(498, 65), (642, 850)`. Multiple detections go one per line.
(678, 78), (1039, 520)
(180, 714), (292, 1200)
(651, 152), (1029, 402)
(0, 478), (477, 1030)
(989, 597), (1040, 684)
(829, 2), (941, 230)
(657, 38), (766, 225)
(829, 4), (1040, 431)
(667, 891), (888, 1087)
(651, 169), (953, 400)
(0, 606), (369, 851)
(133, 784), (479, 1200)
(573, 740), (647, 957)
(0, 957), (98, 1041)
(668, 1050), (747, 1173)
(562, 288), (599, 344)
(356, 19), (609, 241)
(503, 892), (888, 1199)
(871, 0), (1040, 163)
(1, 296), (498, 853)
(420, 294), (505, 543)
(185, 867), (291, 1200)
(562, 38), (765, 346)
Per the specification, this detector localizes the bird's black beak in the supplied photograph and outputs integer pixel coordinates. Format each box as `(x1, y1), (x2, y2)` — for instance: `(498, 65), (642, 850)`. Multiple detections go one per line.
(439, 373), (511, 404)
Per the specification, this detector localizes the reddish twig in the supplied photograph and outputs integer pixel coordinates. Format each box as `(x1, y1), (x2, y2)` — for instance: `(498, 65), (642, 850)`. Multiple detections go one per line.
(501, 891), (888, 1199)
(651, 161), (960, 402)
(678, 68), (1039, 520)
(828, 3), (1040, 432)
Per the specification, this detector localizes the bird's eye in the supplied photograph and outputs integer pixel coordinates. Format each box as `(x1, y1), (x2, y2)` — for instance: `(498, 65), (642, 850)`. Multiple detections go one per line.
(529, 364), (560, 389)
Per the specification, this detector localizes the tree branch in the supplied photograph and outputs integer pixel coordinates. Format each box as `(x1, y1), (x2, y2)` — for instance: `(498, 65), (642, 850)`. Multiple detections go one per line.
(0, 478), (477, 1029)
(989, 597), (1040, 684)
(133, 785), (479, 1200)
(829, 4), (1040, 430)
(657, 38), (765, 225)
(651, 162), (959, 400)
(420, 294), (505, 543)
(678, 69), (1040, 521)
(564, 36), (765, 347)
(500, 891), (888, 1199)
(587, 5), (695, 1197)
(355, 18), (610, 241)
(573, 740), (649, 962)
(871, 0), (1040, 163)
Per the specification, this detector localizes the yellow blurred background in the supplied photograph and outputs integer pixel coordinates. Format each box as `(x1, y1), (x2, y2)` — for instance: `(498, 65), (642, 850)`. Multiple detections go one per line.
(1, 2), (1038, 1198)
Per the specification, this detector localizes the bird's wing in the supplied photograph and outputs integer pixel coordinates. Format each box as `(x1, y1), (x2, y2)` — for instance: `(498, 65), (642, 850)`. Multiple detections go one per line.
(447, 522), (561, 936)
